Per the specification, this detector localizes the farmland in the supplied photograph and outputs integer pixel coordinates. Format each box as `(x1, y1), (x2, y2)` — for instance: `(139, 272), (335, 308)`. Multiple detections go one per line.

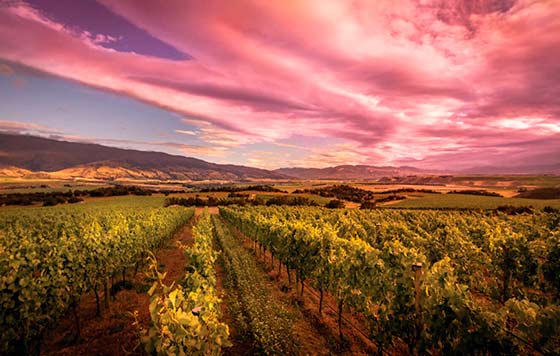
(3, 175), (560, 211)
(221, 205), (560, 355)
(0, 200), (193, 354)
(389, 193), (560, 209)
(2, 0), (559, 353)
(1, 184), (559, 355)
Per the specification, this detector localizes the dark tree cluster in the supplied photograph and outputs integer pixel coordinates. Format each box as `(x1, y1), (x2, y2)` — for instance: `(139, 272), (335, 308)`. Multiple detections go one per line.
(164, 196), (250, 207)
(0, 185), (168, 207)
(447, 190), (503, 197)
(266, 196), (318, 207)
(160, 189), (187, 196)
(325, 199), (345, 209)
(227, 192), (250, 198)
(495, 205), (534, 215)
(543, 206), (559, 214)
(293, 184), (375, 203)
(0, 190), (84, 207)
(376, 188), (441, 194)
(516, 187), (560, 200)
(164, 194), (318, 208)
(359, 201), (377, 209)
(87, 185), (153, 197)
(375, 195), (406, 203)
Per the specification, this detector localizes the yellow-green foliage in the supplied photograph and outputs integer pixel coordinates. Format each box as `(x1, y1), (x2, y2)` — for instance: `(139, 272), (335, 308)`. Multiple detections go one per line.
(0, 204), (193, 354)
(221, 205), (560, 355)
(142, 213), (231, 356)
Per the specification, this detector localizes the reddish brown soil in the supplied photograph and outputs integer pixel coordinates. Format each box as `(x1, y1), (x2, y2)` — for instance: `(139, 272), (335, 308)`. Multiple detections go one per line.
(41, 219), (195, 356)
(196, 206), (219, 216)
(40, 208), (377, 356)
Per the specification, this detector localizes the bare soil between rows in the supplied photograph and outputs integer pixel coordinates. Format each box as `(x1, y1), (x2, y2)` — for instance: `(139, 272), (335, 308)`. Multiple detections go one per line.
(219, 216), (377, 355)
(41, 207), (376, 356)
(41, 218), (195, 356)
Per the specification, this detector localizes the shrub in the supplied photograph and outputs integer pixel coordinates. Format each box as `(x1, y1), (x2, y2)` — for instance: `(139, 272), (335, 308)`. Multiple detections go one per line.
(360, 201), (377, 209)
(517, 187), (560, 200)
(375, 195), (406, 203)
(447, 190), (503, 197)
(67, 196), (83, 204)
(43, 197), (60, 207)
(325, 199), (345, 209)
(295, 184), (374, 203)
(496, 205), (533, 215)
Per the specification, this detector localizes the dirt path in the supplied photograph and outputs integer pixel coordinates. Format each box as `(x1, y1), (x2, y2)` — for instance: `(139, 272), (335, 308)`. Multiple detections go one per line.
(208, 207), (252, 355)
(213, 215), (339, 356)
(42, 217), (195, 356)
(225, 221), (377, 355)
(196, 206), (219, 216)
(214, 257), (255, 356)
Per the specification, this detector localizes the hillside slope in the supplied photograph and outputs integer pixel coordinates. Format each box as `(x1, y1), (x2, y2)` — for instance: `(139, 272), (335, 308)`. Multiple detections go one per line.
(0, 133), (285, 181)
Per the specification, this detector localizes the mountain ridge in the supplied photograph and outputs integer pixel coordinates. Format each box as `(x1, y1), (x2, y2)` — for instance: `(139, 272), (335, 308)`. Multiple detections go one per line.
(0, 132), (285, 181)
(0, 133), (558, 180)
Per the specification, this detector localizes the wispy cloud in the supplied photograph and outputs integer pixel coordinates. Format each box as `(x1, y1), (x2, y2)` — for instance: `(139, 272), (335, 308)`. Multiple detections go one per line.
(92, 137), (231, 157)
(175, 129), (197, 136)
(244, 143), (371, 170)
(0, 0), (558, 169)
(0, 120), (61, 135)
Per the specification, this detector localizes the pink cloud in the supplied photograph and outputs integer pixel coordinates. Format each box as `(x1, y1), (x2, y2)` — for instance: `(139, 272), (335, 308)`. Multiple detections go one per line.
(0, 0), (558, 169)
(0, 119), (61, 135)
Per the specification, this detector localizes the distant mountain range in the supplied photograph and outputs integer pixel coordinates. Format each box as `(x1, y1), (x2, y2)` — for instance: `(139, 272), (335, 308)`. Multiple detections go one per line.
(273, 165), (430, 180)
(0, 133), (285, 181)
(0, 133), (558, 181)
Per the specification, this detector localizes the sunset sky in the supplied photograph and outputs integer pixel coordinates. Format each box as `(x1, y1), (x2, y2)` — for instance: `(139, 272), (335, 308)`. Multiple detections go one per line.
(0, 0), (558, 170)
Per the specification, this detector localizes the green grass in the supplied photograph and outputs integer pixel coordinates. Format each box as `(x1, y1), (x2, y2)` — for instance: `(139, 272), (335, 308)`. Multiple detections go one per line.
(72, 195), (167, 208)
(0, 185), (107, 194)
(255, 193), (331, 205)
(168, 191), (229, 198)
(273, 182), (334, 193)
(212, 216), (297, 355)
(389, 193), (560, 209)
(299, 193), (332, 205)
(0, 195), (167, 212)
(0, 179), (108, 194)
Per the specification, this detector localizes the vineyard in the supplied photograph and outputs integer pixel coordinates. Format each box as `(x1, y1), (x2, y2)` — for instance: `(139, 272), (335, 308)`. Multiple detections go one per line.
(140, 212), (230, 355)
(220, 206), (560, 355)
(1, 201), (559, 355)
(0, 203), (193, 354)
